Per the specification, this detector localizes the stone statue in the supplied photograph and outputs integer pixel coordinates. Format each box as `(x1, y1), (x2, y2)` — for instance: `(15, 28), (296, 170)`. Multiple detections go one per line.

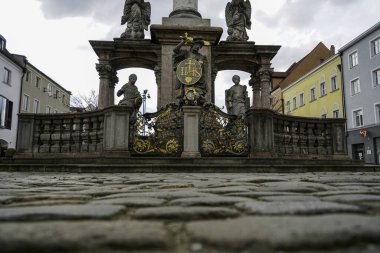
(225, 0), (252, 42)
(117, 74), (142, 119)
(121, 0), (151, 39)
(225, 75), (248, 117)
(173, 35), (208, 106)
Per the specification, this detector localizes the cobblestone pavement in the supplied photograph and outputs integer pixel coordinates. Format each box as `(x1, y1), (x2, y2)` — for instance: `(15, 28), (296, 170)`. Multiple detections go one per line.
(0, 172), (380, 253)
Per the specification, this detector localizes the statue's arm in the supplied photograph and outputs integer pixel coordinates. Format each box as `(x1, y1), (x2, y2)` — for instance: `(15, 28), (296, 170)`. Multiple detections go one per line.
(173, 38), (187, 54)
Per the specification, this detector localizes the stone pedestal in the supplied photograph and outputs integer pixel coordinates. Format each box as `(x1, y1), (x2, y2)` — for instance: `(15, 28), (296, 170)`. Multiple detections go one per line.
(103, 106), (133, 155)
(181, 106), (202, 158)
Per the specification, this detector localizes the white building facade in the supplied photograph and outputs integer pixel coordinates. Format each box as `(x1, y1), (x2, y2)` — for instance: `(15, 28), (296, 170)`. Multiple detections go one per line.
(0, 35), (24, 151)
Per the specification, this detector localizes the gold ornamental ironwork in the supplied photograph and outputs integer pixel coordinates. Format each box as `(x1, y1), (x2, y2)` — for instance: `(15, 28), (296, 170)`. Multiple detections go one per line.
(200, 104), (248, 156)
(130, 103), (183, 156)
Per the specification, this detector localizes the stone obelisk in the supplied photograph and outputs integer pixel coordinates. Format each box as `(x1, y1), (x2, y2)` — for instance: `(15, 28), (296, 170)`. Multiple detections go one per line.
(163, 0), (210, 26)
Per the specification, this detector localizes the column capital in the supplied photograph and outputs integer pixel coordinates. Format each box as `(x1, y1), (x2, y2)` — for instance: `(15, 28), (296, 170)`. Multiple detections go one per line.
(258, 67), (274, 82)
(96, 63), (115, 79)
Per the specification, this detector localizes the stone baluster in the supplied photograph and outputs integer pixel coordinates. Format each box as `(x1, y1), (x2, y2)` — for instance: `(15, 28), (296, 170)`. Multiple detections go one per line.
(39, 119), (52, 153)
(32, 119), (42, 153)
(299, 122), (308, 155)
(97, 116), (104, 152)
(81, 117), (90, 152)
(89, 117), (98, 152)
(50, 119), (62, 153)
(325, 123), (333, 155)
(71, 117), (82, 153)
(61, 118), (73, 153)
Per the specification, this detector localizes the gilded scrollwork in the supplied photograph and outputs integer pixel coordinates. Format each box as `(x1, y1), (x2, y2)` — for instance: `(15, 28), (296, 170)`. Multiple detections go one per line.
(200, 104), (248, 156)
(130, 103), (183, 155)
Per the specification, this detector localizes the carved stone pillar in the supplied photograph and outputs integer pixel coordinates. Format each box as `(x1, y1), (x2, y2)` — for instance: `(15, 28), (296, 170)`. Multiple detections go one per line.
(249, 74), (261, 108)
(96, 63), (117, 109)
(258, 67), (273, 109)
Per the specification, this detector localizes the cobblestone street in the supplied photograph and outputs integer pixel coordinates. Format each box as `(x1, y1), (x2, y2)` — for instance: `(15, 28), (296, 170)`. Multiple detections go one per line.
(0, 172), (380, 253)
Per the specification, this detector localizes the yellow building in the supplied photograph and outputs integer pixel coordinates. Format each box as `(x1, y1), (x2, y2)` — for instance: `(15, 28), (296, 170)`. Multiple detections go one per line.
(282, 54), (343, 119)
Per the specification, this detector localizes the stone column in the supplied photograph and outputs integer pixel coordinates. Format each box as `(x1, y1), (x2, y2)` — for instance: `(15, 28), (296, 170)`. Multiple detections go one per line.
(249, 73), (261, 108)
(258, 67), (273, 109)
(181, 106), (202, 158)
(171, 0), (201, 18)
(96, 63), (117, 109)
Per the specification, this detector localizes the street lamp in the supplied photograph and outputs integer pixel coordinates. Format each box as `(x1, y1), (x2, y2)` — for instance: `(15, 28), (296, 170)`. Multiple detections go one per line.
(142, 89), (151, 136)
(142, 89), (151, 115)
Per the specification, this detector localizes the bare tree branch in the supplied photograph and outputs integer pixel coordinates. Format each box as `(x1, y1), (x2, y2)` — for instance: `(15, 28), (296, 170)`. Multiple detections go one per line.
(70, 89), (98, 111)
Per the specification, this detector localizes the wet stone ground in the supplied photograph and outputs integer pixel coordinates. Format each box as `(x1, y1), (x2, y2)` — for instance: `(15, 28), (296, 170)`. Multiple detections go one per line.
(0, 172), (380, 253)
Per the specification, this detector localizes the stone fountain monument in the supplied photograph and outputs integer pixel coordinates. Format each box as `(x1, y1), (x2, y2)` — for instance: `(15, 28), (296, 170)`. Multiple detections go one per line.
(14, 0), (349, 167)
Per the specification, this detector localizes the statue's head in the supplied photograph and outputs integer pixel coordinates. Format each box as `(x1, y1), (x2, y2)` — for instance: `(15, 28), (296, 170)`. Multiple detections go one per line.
(191, 37), (204, 52)
(232, 75), (240, 84)
(129, 74), (137, 84)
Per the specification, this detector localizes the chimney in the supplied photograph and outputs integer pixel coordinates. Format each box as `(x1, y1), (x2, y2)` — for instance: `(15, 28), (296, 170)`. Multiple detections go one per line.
(330, 45), (335, 55)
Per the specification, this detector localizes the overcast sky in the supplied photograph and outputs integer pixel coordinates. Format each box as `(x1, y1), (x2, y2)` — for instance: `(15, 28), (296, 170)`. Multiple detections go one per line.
(1, 0), (379, 111)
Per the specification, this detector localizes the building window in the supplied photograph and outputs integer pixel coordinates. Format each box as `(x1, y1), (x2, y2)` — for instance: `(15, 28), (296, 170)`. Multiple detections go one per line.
(353, 109), (363, 128)
(25, 71), (31, 82)
(321, 114), (327, 119)
(351, 78), (361, 95)
(46, 106), (52, 114)
(286, 101), (290, 113)
(310, 87), (316, 101)
(349, 51), (358, 68)
(376, 104), (380, 123)
(22, 94), (29, 112)
(62, 94), (66, 104)
(371, 37), (380, 57)
(292, 97), (297, 110)
(3, 68), (11, 84)
(47, 84), (52, 96)
(35, 76), (41, 88)
(0, 96), (13, 129)
(331, 76), (338, 91)
(320, 82), (326, 97)
(33, 100), (40, 114)
(0, 37), (5, 50)
(299, 93), (304, 106)
(54, 90), (59, 99)
(333, 110), (339, 118)
(373, 68), (380, 87)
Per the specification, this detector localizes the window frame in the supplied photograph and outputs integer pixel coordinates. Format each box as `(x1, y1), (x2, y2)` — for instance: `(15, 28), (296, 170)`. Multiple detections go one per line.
(0, 95), (13, 129)
(35, 76), (41, 89)
(45, 105), (52, 114)
(299, 92), (305, 106)
(47, 83), (53, 96)
(292, 96), (297, 110)
(286, 100), (291, 113)
(310, 86), (316, 102)
(350, 77), (361, 96)
(25, 70), (31, 82)
(333, 109), (339, 118)
(3, 67), (11, 85)
(320, 81), (326, 97)
(352, 108), (364, 128)
(33, 99), (40, 114)
(375, 103), (380, 124)
(22, 94), (30, 112)
(372, 67), (380, 88)
(370, 36), (380, 57)
(348, 50), (359, 69)
(331, 75), (338, 92)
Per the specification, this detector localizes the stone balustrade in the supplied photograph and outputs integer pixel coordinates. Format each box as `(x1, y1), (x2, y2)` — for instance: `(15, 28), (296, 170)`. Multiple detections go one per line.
(16, 106), (348, 160)
(247, 108), (347, 159)
(17, 106), (132, 158)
